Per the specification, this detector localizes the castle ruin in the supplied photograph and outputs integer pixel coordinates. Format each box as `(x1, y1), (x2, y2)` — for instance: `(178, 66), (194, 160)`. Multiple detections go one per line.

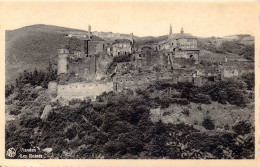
(48, 24), (254, 101)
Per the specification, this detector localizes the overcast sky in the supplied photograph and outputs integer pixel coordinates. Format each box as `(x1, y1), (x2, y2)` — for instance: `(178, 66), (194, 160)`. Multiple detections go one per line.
(1, 1), (259, 37)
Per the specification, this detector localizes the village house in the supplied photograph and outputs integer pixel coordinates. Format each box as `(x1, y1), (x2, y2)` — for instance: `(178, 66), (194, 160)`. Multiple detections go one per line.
(107, 33), (134, 57)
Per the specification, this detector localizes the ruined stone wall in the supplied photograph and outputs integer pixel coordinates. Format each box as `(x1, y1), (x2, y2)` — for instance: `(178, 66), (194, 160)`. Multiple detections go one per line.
(88, 41), (105, 56)
(57, 81), (113, 100)
(108, 42), (132, 57)
(68, 56), (96, 80)
(133, 51), (165, 70)
(177, 38), (197, 49)
(114, 70), (194, 91)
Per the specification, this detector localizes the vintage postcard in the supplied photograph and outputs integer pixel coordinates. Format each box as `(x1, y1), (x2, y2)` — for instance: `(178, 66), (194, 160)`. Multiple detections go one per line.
(0, 1), (259, 166)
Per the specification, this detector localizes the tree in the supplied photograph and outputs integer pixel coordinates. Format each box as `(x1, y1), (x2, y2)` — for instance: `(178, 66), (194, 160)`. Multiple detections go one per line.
(202, 117), (215, 130)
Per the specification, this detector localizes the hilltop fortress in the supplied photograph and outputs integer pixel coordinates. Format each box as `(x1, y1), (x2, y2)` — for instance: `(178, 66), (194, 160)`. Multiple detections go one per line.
(48, 25), (254, 101)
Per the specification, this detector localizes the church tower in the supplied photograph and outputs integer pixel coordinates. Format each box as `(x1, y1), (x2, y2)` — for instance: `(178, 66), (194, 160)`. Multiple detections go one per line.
(130, 33), (134, 43)
(181, 27), (184, 34)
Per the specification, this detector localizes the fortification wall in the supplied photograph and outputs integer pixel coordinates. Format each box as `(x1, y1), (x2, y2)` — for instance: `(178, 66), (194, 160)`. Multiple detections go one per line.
(57, 82), (113, 100)
(88, 41), (105, 55)
(114, 71), (193, 91)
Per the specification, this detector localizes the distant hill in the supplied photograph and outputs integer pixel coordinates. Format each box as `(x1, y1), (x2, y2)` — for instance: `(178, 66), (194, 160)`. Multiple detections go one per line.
(5, 24), (101, 84)
(134, 35), (168, 46)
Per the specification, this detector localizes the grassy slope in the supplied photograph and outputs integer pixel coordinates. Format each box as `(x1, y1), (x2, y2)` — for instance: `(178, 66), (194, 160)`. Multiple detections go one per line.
(5, 24), (97, 84)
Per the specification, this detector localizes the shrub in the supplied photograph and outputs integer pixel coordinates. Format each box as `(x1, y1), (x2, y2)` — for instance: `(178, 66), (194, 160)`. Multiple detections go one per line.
(233, 121), (252, 135)
(242, 72), (254, 90)
(5, 85), (14, 97)
(202, 117), (215, 130)
(182, 109), (190, 117)
(191, 93), (211, 104)
(9, 109), (21, 115)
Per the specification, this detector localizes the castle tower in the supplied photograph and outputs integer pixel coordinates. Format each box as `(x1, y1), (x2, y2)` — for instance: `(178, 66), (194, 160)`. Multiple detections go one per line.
(57, 44), (69, 74)
(168, 24), (172, 40)
(181, 27), (184, 34)
(130, 33), (134, 52)
(130, 33), (134, 43)
(88, 25), (93, 40)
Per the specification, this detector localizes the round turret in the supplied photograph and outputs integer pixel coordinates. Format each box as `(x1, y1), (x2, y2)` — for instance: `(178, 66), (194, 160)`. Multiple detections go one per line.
(58, 44), (69, 74)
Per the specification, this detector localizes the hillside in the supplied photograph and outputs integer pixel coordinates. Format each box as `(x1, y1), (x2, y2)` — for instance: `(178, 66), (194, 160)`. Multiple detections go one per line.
(5, 77), (255, 159)
(5, 24), (101, 84)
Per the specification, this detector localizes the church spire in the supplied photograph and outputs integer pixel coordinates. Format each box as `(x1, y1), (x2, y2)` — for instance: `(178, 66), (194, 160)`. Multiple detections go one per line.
(181, 27), (184, 34)
(168, 24), (172, 40)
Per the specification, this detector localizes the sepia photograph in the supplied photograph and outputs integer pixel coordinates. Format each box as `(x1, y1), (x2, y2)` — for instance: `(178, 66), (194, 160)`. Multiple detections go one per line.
(2, 1), (257, 161)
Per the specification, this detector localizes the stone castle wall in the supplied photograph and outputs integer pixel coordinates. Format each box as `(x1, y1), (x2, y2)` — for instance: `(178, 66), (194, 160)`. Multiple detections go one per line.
(114, 71), (194, 91)
(56, 81), (113, 100)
